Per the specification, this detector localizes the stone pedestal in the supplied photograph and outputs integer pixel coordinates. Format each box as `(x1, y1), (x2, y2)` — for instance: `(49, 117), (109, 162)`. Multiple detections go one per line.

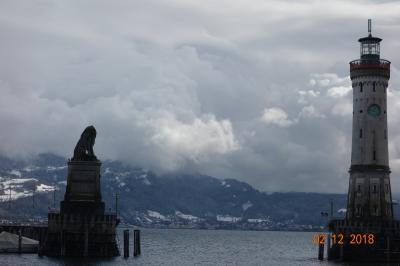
(60, 160), (104, 215)
(43, 159), (119, 257)
(64, 160), (102, 202)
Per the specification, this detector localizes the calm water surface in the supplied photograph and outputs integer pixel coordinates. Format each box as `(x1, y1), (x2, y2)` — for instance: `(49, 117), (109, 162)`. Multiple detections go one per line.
(0, 229), (394, 266)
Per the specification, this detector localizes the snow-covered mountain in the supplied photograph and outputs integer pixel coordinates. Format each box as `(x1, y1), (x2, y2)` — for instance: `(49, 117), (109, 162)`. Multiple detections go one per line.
(0, 153), (352, 230)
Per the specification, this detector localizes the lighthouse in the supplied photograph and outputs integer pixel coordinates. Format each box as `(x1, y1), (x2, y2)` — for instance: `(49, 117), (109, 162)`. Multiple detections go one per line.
(327, 20), (400, 262)
(346, 19), (393, 221)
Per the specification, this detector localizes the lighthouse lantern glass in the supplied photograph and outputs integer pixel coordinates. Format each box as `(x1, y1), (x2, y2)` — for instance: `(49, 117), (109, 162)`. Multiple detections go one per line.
(360, 41), (380, 59)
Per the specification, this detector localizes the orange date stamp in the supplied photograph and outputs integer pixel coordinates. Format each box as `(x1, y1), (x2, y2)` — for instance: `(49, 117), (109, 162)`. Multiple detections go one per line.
(313, 233), (375, 245)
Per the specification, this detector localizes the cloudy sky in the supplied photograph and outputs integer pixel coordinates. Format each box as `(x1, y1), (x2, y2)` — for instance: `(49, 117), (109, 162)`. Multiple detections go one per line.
(1, 0), (400, 193)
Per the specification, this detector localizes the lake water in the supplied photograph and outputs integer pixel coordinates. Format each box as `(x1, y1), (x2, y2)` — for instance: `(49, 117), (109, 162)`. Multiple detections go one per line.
(0, 229), (385, 266)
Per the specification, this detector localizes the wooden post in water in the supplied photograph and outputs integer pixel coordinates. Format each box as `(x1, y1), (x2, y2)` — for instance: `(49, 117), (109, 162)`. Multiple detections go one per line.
(318, 242), (324, 260)
(123, 229), (129, 258)
(326, 233), (331, 260)
(38, 232), (43, 257)
(84, 224), (89, 257)
(60, 229), (65, 256)
(134, 229), (141, 257)
(327, 200), (333, 260)
(18, 229), (22, 254)
(387, 236), (390, 262)
(38, 228), (44, 256)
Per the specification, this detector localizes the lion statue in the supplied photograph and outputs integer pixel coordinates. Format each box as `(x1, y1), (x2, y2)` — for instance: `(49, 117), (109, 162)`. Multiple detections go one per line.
(72, 125), (98, 161)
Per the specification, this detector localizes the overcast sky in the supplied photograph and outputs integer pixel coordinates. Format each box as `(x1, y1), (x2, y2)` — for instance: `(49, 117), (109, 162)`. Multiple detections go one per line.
(1, 0), (400, 193)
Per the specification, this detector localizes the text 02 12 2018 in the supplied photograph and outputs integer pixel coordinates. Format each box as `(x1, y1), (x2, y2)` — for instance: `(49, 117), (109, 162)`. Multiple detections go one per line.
(313, 233), (375, 245)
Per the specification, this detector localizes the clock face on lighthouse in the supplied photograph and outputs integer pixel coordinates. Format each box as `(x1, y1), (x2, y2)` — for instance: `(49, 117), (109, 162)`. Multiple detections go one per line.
(368, 104), (381, 117)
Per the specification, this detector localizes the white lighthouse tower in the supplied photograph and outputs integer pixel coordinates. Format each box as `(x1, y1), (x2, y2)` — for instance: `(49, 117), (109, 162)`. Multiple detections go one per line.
(327, 20), (400, 262)
(347, 19), (393, 221)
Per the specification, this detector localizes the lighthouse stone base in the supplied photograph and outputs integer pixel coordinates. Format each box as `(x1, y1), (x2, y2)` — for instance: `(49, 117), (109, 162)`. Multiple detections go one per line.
(328, 219), (400, 262)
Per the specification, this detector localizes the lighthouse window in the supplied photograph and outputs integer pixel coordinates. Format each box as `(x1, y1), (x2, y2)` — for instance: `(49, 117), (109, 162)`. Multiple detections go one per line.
(357, 184), (361, 192)
(373, 184), (377, 193)
(373, 150), (376, 160)
(356, 205), (362, 216)
(360, 82), (363, 92)
(359, 129), (363, 138)
(373, 82), (376, 92)
(360, 110), (363, 113)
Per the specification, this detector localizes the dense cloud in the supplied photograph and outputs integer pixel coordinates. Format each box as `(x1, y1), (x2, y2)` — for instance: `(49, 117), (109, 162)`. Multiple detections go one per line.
(1, 0), (400, 193)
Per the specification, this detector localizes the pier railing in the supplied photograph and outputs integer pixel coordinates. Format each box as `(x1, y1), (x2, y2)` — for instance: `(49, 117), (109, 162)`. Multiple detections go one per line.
(0, 217), (47, 226)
